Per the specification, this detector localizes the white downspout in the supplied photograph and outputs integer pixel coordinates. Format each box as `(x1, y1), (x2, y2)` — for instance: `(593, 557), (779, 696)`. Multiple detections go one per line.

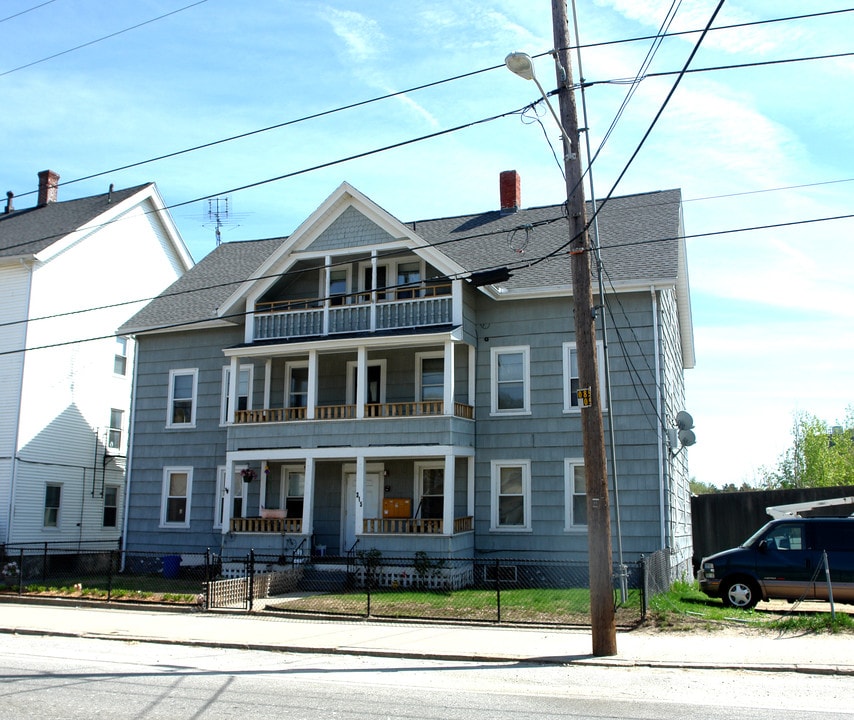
(120, 336), (140, 568)
(651, 287), (666, 550)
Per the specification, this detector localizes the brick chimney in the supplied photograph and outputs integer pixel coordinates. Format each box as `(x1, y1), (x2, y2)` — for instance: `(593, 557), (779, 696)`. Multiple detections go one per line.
(37, 169), (60, 206)
(499, 170), (520, 213)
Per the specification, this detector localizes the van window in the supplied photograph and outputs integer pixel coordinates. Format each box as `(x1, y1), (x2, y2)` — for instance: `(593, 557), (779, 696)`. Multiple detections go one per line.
(764, 523), (805, 551)
(814, 523), (854, 552)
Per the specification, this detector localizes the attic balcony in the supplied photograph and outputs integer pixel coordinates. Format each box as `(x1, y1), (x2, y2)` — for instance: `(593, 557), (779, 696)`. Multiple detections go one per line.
(252, 280), (459, 342)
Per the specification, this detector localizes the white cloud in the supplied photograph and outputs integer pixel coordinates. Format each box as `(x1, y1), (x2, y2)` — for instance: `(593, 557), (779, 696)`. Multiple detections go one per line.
(319, 6), (385, 63)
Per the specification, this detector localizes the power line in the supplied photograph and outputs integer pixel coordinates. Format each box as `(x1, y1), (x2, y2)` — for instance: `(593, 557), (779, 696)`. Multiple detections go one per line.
(9, 8), (848, 200)
(1, 208), (851, 357)
(2, 173), (852, 331)
(0, 0), (209, 78)
(0, 0), (58, 24)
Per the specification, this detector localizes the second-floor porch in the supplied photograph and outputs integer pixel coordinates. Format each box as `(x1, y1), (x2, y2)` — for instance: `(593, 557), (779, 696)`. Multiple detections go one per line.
(223, 336), (476, 429)
(248, 252), (463, 343)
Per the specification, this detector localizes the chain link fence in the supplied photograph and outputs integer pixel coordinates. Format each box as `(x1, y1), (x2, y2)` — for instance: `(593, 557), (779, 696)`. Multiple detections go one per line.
(2, 543), (670, 626)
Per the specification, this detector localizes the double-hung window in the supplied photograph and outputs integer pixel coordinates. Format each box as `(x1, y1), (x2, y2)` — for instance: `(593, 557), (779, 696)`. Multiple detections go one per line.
(161, 467), (192, 527)
(417, 353), (444, 405)
(114, 336), (128, 376)
(108, 408), (123, 451)
(563, 342), (606, 412)
(103, 486), (119, 527)
(168, 369), (198, 427)
(490, 460), (531, 531)
(220, 365), (253, 424)
(44, 484), (61, 528)
(490, 346), (530, 414)
(564, 459), (587, 530)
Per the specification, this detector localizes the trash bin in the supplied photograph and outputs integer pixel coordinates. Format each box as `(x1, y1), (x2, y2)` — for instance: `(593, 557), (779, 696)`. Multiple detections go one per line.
(162, 555), (181, 579)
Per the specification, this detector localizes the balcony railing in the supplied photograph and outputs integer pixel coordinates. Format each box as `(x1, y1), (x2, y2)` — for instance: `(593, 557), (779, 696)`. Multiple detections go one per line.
(228, 516), (473, 536)
(234, 401), (473, 424)
(230, 517), (302, 533)
(362, 516), (474, 535)
(253, 284), (453, 341)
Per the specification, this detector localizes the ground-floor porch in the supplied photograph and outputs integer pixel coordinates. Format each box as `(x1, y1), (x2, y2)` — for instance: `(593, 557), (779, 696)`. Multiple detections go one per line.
(219, 445), (475, 557)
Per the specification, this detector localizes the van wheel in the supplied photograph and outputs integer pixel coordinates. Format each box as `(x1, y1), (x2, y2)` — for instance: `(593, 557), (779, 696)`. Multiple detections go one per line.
(722, 578), (760, 609)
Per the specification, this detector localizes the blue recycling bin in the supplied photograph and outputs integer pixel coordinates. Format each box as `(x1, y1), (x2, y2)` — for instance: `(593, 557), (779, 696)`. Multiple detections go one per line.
(162, 555), (181, 579)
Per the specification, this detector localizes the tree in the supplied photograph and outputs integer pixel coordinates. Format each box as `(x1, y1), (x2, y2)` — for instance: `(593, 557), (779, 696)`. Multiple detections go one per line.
(759, 407), (854, 489)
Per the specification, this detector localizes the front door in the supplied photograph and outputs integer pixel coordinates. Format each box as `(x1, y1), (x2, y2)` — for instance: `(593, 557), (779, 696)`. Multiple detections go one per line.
(342, 470), (380, 553)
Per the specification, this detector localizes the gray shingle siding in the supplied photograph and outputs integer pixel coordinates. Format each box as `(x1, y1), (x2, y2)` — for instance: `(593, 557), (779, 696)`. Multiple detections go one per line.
(122, 184), (693, 570)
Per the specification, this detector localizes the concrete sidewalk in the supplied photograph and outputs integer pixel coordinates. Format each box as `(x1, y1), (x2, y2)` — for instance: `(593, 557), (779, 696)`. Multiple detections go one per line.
(1, 599), (852, 675)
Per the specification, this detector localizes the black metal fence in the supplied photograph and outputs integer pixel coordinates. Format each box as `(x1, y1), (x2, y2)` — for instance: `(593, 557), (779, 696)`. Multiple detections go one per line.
(1, 543), (671, 627)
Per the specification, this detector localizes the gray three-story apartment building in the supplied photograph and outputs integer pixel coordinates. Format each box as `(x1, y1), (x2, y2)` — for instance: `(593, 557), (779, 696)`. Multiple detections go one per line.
(120, 172), (695, 580)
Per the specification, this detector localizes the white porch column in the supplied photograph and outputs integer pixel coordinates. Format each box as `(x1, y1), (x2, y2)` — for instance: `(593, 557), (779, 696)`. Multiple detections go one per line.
(452, 279), (463, 327)
(263, 359), (272, 411)
(355, 455), (366, 538)
(443, 454), (455, 536)
(302, 457), (315, 536)
(322, 255), (332, 333)
(227, 356), (239, 423)
(221, 457), (234, 534)
(443, 340), (454, 416)
(466, 456), (475, 518)
(356, 345), (367, 419)
(307, 349), (318, 420)
(370, 250), (377, 332)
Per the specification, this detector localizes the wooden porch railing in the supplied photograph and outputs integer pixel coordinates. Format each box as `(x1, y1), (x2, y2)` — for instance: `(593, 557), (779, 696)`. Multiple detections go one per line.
(234, 402), (473, 424)
(230, 517), (302, 533)
(361, 516), (473, 534)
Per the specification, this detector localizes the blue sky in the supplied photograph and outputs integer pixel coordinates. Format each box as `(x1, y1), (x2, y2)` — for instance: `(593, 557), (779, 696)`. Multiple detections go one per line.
(3, 0), (852, 487)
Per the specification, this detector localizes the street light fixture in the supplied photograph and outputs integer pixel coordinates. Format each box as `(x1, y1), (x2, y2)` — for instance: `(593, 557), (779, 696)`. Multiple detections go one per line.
(504, 52), (575, 159)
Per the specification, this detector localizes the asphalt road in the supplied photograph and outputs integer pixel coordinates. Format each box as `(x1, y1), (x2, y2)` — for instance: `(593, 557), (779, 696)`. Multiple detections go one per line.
(2, 634), (853, 719)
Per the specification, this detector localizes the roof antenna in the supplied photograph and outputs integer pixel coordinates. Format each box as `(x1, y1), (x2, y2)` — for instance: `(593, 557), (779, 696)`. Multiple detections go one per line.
(207, 197), (229, 247)
(108, 183), (114, 203)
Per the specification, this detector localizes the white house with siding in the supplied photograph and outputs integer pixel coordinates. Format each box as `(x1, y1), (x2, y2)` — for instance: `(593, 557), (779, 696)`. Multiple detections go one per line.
(0, 170), (192, 548)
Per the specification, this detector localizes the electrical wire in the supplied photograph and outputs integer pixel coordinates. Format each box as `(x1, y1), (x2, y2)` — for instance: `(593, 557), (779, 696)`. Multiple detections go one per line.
(0, 1), (209, 78)
(0, 0), (58, 24)
(1, 208), (851, 357)
(7, 8), (849, 200)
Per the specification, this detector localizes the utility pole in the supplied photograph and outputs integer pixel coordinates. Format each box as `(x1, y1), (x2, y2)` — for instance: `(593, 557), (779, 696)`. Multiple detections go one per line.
(551, 0), (617, 656)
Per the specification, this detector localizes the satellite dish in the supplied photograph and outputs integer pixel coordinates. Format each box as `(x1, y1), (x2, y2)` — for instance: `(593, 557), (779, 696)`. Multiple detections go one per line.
(678, 429), (696, 447)
(675, 411), (694, 431)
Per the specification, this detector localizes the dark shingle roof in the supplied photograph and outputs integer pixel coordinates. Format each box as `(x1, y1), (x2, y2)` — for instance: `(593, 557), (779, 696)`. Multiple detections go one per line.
(0, 184), (151, 257)
(122, 187), (684, 334)
(120, 237), (285, 333)
(412, 189), (683, 291)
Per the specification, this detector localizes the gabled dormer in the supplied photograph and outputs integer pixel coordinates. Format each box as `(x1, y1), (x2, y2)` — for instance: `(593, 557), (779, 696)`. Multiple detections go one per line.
(216, 183), (466, 346)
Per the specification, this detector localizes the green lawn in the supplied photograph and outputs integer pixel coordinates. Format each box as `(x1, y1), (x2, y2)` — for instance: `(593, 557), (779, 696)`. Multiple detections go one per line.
(267, 586), (642, 625)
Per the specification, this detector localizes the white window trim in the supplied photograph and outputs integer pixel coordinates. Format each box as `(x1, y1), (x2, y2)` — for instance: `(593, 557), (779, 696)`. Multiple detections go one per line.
(220, 364), (254, 425)
(562, 341), (607, 413)
(564, 458), (587, 532)
(490, 459), (531, 532)
(43, 482), (62, 529)
(103, 484), (120, 528)
(114, 336), (129, 376)
(414, 461), (444, 518)
(415, 351), (443, 403)
(107, 408), (124, 453)
(160, 466), (193, 528)
(167, 368), (198, 428)
(357, 259), (390, 302)
(285, 361), (309, 408)
(324, 264), (353, 305)
(490, 346), (530, 416)
(345, 359), (387, 404)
